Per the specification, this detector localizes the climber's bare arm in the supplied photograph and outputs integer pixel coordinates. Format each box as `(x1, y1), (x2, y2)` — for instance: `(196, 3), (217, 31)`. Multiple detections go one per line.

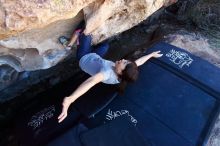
(135, 51), (163, 67)
(58, 72), (104, 123)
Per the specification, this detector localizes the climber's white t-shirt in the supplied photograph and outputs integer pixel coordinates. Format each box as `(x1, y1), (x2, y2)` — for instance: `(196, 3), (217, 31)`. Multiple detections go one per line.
(79, 53), (120, 84)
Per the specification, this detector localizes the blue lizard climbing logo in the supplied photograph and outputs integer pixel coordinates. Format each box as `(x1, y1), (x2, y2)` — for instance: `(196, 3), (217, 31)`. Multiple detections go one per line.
(166, 49), (193, 68)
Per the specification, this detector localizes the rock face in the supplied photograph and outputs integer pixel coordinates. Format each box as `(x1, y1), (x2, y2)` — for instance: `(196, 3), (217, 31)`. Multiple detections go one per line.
(0, 0), (176, 72)
(0, 0), (95, 39)
(83, 0), (177, 44)
(0, 0), (177, 92)
(0, 0), (175, 40)
(0, 64), (19, 90)
(0, 16), (83, 72)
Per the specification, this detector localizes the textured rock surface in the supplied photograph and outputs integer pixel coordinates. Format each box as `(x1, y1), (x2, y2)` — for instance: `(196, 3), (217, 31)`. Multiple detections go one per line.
(187, 0), (220, 49)
(84, 0), (177, 44)
(0, 0), (175, 40)
(0, 0), (176, 73)
(0, 65), (19, 90)
(0, 12), (84, 71)
(0, 0), (95, 39)
(0, 0), (178, 99)
(208, 117), (220, 146)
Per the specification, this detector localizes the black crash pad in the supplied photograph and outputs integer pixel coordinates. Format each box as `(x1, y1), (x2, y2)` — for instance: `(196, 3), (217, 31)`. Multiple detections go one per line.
(73, 83), (118, 118)
(146, 42), (220, 99)
(47, 124), (88, 146)
(83, 42), (220, 146)
(80, 116), (149, 146)
(14, 73), (86, 146)
(15, 100), (81, 146)
(47, 116), (149, 146)
(15, 69), (118, 146)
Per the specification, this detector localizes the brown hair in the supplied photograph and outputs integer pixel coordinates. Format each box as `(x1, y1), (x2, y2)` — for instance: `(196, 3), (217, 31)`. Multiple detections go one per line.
(117, 61), (139, 94)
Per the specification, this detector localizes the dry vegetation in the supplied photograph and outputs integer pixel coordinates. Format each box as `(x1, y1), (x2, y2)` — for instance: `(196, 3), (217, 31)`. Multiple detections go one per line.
(188, 0), (220, 48)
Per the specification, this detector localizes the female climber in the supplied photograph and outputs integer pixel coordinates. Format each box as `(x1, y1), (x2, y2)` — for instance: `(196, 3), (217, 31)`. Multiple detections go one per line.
(57, 22), (163, 123)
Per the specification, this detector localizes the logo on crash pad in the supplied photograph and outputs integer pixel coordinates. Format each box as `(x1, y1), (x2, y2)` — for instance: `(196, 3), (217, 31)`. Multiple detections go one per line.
(166, 49), (193, 68)
(27, 105), (55, 130)
(105, 109), (138, 126)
